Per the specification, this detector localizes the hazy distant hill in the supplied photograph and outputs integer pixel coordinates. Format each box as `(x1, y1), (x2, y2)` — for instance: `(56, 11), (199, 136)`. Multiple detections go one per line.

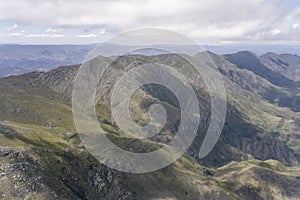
(0, 44), (94, 77)
(0, 44), (299, 78)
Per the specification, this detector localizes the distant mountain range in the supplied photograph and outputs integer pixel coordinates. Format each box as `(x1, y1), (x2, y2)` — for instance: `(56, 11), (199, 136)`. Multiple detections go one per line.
(0, 44), (299, 78)
(0, 44), (94, 77)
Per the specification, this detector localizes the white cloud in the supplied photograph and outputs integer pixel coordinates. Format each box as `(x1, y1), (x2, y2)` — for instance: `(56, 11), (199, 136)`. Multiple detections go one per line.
(293, 23), (299, 29)
(45, 28), (63, 33)
(77, 34), (97, 38)
(5, 24), (18, 31)
(10, 32), (24, 37)
(46, 28), (57, 33)
(26, 33), (64, 38)
(270, 29), (282, 35)
(189, 21), (262, 40)
(0, 0), (274, 28)
(0, 0), (299, 43)
(98, 30), (106, 35)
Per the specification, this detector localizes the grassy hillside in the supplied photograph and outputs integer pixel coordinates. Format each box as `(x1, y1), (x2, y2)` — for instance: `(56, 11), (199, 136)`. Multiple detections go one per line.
(0, 53), (300, 199)
(1, 120), (300, 199)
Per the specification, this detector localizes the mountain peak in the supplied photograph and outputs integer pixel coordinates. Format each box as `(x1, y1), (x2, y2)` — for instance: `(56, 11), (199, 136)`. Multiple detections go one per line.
(260, 52), (279, 58)
(226, 50), (257, 58)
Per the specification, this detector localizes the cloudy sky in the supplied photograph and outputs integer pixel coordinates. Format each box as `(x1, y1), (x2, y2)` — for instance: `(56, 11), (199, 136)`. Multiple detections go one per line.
(0, 0), (299, 44)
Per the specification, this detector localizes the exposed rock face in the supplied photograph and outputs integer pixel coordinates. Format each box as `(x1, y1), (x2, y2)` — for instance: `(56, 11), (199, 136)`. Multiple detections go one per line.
(0, 138), (132, 199)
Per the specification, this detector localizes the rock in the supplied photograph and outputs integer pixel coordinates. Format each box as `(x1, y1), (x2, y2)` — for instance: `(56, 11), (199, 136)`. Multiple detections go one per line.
(0, 148), (12, 157)
(15, 107), (24, 114)
(9, 151), (20, 159)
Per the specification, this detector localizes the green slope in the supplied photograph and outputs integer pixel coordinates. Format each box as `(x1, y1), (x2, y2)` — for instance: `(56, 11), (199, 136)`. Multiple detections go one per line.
(0, 53), (300, 199)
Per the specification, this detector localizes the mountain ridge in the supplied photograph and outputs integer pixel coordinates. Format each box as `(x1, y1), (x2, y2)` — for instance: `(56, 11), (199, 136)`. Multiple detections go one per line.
(0, 51), (300, 199)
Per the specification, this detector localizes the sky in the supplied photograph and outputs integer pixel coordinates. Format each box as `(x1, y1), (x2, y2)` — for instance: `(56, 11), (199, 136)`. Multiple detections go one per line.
(0, 0), (299, 45)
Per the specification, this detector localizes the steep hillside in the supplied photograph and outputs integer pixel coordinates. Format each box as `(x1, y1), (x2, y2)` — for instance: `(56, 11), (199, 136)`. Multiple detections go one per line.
(260, 52), (300, 82)
(224, 51), (300, 88)
(35, 54), (300, 166)
(0, 53), (300, 199)
(223, 51), (300, 112)
(1, 120), (299, 199)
